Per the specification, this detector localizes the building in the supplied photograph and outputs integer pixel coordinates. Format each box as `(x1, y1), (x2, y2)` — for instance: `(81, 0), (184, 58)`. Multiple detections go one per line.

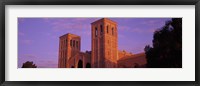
(58, 18), (146, 68)
(117, 52), (146, 68)
(58, 33), (81, 68)
(91, 18), (118, 68)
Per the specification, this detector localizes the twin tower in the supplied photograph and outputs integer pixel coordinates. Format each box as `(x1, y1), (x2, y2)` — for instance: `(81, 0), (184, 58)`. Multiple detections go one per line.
(58, 18), (118, 68)
(91, 18), (118, 68)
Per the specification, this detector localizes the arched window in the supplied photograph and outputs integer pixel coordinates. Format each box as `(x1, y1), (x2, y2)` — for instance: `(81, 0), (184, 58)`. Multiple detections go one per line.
(100, 25), (103, 34)
(78, 60), (83, 68)
(70, 40), (72, 47)
(73, 40), (75, 47)
(112, 27), (114, 35)
(76, 41), (78, 49)
(95, 27), (98, 37)
(134, 63), (139, 68)
(86, 63), (91, 68)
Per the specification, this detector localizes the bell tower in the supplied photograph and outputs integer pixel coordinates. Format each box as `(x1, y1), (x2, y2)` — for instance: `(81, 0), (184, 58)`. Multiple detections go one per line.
(91, 18), (118, 68)
(58, 33), (81, 68)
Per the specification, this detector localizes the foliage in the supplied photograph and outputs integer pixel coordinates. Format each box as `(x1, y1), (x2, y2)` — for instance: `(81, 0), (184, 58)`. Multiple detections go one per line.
(22, 61), (37, 68)
(144, 18), (182, 68)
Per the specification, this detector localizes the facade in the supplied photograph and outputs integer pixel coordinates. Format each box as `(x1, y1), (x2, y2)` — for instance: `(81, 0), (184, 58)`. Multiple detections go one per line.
(91, 18), (118, 68)
(58, 18), (146, 68)
(58, 33), (81, 68)
(117, 52), (146, 68)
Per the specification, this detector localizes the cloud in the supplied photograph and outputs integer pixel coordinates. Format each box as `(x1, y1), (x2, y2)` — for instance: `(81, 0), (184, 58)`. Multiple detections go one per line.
(71, 18), (88, 21)
(141, 19), (165, 26)
(18, 53), (58, 68)
(20, 39), (33, 45)
(50, 20), (89, 32)
(18, 31), (25, 36)
(41, 18), (99, 33)
(118, 34), (126, 38)
(43, 18), (51, 23)
(19, 54), (38, 59)
(18, 18), (25, 24)
(37, 57), (58, 68)
(118, 25), (156, 34)
(131, 28), (156, 33)
(81, 31), (91, 36)
(118, 26), (130, 31)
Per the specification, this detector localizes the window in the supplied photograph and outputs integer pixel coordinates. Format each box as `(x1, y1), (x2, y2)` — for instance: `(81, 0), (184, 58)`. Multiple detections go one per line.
(107, 25), (109, 33)
(70, 40), (72, 47)
(76, 41), (78, 49)
(100, 25), (103, 34)
(112, 27), (114, 35)
(73, 40), (75, 47)
(95, 27), (98, 37)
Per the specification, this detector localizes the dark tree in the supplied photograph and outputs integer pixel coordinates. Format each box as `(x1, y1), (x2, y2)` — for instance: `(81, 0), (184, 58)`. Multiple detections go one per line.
(144, 18), (182, 68)
(22, 61), (37, 68)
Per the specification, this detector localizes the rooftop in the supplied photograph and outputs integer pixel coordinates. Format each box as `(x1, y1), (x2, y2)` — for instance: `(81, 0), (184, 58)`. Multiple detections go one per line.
(91, 18), (117, 25)
(59, 33), (80, 38)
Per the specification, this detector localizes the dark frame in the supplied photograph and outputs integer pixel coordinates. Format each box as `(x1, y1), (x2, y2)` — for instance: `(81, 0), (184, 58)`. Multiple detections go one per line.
(0, 0), (199, 86)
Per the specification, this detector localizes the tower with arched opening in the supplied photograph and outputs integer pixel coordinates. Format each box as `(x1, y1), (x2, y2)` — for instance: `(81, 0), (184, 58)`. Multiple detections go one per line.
(91, 18), (118, 68)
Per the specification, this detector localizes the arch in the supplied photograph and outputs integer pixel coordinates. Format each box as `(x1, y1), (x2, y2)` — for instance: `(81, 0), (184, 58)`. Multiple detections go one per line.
(134, 63), (139, 68)
(86, 63), (91, 68)
(107, 25), (109, 33)
(78, 60), (83, 68)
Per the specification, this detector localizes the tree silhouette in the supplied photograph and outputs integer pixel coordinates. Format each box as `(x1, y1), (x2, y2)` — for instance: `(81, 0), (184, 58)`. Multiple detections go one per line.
(144, 18), (182, 68)
(22, 61), (37, 68)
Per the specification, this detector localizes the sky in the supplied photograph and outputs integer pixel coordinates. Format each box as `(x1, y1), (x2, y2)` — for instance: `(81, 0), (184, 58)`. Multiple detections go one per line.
(18, 18), (171, 68)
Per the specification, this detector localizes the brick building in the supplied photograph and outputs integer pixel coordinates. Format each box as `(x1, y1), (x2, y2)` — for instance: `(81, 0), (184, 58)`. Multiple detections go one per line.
(58, 18), (146, 68)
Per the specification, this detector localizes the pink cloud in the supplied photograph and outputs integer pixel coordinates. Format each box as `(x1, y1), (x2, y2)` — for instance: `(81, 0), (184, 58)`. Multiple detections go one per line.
(42, 18), (98, 32)
(118, 34), (125, 38)
(141, 20), (164, 26)
(81, 31), (91, 36)
(18, 31), (25, 36)
(19, 54), (38, 59)
(118, 25), (156, 34)
(118, 26), (130, 31)
(50, 20), (89, 32)
(20, 39), (33, 45)
(131, 28), (156, 33)
(18, 18), (25, 23)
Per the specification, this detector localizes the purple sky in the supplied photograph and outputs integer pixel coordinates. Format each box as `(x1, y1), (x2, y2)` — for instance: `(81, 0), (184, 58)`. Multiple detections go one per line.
(18, 18), (171, 68)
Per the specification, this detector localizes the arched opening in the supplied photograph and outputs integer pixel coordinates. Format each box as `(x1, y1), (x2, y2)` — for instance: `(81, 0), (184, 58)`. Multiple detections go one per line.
(134, 63), (139, 68)
(71, 66), (74, 68)
(95, 27), (98, 37)
(86, 63), (91, 68)
(78, 60), (83, 68)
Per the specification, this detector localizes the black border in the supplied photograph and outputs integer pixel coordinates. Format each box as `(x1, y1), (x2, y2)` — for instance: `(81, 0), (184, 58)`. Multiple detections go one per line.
(0, 0), (199, 86)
